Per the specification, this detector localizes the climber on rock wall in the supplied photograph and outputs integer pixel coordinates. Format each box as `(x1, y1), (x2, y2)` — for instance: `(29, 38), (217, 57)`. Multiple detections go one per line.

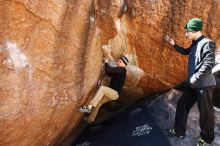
(165, 18), (216, 146)
(78, 47), (129, 123)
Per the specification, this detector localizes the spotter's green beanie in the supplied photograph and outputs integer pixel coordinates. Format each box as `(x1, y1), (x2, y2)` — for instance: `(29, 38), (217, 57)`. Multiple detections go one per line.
(184, 18), (203, 32)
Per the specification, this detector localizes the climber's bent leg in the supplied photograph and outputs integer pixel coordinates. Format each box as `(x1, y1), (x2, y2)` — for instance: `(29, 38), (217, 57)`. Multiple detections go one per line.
(88, 86), (119, 122)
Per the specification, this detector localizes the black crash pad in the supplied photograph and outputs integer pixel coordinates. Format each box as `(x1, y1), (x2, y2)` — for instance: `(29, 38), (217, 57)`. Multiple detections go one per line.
(73, 104), (171, 146)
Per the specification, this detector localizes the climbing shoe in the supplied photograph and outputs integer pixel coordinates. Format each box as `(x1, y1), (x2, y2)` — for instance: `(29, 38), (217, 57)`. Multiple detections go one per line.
(197, 138), (207, 146)
(79, 105), (92, 113)
(168, 129), (184, 139)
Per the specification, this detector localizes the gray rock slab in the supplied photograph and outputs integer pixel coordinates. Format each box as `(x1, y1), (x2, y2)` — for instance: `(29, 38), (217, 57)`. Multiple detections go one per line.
(147, 89), (220, 146)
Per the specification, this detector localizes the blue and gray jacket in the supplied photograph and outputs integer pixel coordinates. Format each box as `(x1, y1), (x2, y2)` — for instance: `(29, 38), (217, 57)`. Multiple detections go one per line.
(174, 35), (216, 89)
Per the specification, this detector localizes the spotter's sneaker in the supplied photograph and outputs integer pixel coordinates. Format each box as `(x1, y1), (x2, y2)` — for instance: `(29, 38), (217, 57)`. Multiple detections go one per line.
(168, 129), (184, 139)
(197, 138), (208, 146)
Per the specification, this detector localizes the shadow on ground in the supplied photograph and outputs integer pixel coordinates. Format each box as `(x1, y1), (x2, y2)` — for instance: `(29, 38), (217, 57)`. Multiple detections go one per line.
(62, 89), (220, 146)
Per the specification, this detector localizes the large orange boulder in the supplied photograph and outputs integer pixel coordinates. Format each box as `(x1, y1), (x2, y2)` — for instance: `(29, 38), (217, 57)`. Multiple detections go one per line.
(0, 0), (219, 145)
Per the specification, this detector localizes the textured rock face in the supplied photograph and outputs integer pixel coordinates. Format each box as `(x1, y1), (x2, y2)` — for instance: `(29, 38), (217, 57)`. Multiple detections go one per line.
(0, 1), (103, 146)
(0, 0), (220, 146)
